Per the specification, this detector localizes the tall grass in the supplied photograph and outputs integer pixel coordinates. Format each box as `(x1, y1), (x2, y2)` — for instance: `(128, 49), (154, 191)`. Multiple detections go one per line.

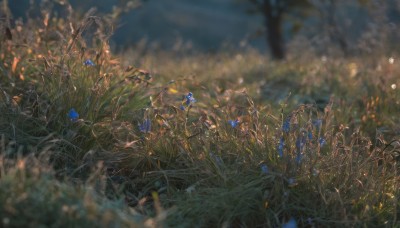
(0, 2), (399, 227)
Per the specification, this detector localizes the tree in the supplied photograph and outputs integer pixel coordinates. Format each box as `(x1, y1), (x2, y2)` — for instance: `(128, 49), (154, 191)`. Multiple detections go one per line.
(246, 0), (312, 60)
(309, 0), (351, 55)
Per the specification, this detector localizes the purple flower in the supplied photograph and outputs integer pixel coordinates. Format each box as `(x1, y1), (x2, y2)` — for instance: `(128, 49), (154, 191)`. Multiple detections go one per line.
(283, 218), (297, 228)
(228, 119), (240, 128)
(84, 59), (95, 66)
(179, 105), (186, 111)
(282, 118), (290, 133)
(277, 137), (285, 157)
(68, 108), (79, 122)
(139, 119), (151, 133)
(260, 164), (269, 174)
(319, 137), (326, 147)
(185, 92), (196, 106)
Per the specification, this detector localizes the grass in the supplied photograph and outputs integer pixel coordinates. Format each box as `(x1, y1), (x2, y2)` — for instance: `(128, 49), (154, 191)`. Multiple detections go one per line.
(0, 4), (399, 228)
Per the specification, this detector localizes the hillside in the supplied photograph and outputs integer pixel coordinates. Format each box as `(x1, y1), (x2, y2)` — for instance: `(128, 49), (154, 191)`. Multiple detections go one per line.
(1, 2), (399, 227)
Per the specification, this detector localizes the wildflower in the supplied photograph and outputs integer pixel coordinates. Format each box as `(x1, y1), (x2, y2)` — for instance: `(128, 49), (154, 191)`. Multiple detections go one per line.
(282, 118), (290, 133)
(295, 136), (305, 164)
(312, 168), (320, 176)
(139, 119), (151, 133)
(180, 92), (196, 110)
(210, 152), (223, 167)
(84, 59), (95, 66)
(295, 137), (306, 152)
(68, 108), (79, 122)
(319, 137), (326, 147)
(287, 178), (297, 186)
(186, 185), (196, 194)
(312, 119), (322, 129)
(283, 191), (289, 198)
(307, 131), (313, 140)
(185, 92), (196, 106)
(277, 137), (284, 157)
(260, 164), (269, 174)
(228, 119), (239, 128)
(283, 218), (297, 228)
(295, 152), (303, 165)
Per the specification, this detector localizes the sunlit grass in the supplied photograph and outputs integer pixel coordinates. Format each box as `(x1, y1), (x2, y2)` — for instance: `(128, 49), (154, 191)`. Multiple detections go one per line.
(0, 4), (399, 227)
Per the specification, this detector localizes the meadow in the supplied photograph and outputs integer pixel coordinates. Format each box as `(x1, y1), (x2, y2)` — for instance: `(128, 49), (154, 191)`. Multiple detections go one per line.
(0, 7), (399, 228)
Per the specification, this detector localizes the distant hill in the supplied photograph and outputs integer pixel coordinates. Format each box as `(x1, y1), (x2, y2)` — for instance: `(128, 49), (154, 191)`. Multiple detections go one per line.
(112, 0), (265, 51)
(7, 0), (400, 53)
(8, 0), (265, 51)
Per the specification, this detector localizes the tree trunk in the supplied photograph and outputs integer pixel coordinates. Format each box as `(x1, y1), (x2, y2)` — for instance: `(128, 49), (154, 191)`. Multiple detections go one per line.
(264, 3), (285, 60)
(266, 13), (285, 59)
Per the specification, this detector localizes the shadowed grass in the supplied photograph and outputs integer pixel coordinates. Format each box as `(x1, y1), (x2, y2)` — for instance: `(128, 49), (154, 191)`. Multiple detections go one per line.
(0, 155), (152, 227)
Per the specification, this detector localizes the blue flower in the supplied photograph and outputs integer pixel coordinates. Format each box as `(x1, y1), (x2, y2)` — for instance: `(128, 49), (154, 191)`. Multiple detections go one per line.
(312, 168), (320, 176)
(210, 152), (223, 167)
(308, 131), (313, 140)
(277, 137), (285, 157)
(283, 217), (297, 228)
(319, 137), (326, 147)
(295, 152), (303, 165)
(260, 164), (269, 174)
(179, 105), (186, 111)
(68, 108), (79, 122)
(228, 119), (239, 128)
(185, 92), (196, 106)
(296, 137), (306, 152)
(312, 119), (322, 129)
(282, 118), (290, 133)
(84, 59), (95, 66)
(139, 119), (151, 133)
(287, 178), (297, 187)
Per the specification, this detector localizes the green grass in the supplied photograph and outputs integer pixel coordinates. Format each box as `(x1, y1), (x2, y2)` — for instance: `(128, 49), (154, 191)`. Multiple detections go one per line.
(0, 155), (148, 227)
(0, 6), (399, 228)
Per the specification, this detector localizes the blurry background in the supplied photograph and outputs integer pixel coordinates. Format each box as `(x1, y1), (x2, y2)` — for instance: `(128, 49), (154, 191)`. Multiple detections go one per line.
(8, 0), (264, 51)
(6, 0), (400, 59)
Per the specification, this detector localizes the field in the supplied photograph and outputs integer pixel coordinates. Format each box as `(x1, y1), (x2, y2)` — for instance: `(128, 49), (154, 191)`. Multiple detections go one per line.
(0, 7), (399, 228)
